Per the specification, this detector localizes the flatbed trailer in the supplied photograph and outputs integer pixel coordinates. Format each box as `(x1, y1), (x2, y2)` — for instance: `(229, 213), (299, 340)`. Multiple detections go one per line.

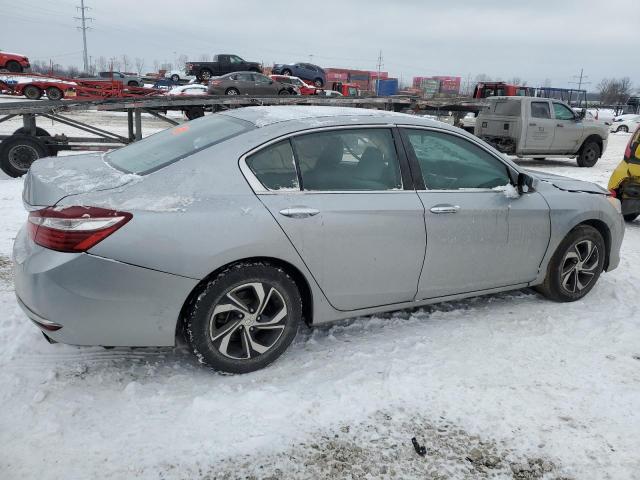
(0, 95), (485, 177)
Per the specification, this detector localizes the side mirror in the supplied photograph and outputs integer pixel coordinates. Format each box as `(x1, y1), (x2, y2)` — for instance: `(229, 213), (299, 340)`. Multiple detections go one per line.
(517, 172), (535, 194)
(576, 108), (586, 120)
(269, 80), (274, 84)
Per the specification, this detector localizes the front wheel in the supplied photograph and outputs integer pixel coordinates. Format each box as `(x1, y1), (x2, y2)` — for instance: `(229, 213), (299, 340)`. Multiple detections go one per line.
(616, 125), (629, 133)
(185, 262), (302, 374)
(23, 85), (42, 100)
(278, 89), (290, 96)
(46, 87), (63, 100)
(623, 212), (639, 222)
(171, 74), (180, 83)
(6, 60), (22, 72)
(313, 78), (324, 88)
(225, 87), (239, 95)
(535, 225), (605, 302)
(576, 140), (600, 167)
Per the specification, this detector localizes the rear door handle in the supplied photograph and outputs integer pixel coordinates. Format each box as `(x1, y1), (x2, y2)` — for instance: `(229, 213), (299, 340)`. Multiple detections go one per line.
(430, 204), (460, 214)
(279, 207), (320, 218)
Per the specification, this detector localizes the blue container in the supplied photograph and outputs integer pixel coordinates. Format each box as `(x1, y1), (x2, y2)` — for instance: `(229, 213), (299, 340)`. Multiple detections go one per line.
(376, 78), (399, 96)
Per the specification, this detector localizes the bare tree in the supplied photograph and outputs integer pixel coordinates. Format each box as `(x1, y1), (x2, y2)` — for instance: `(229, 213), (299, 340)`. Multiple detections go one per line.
(153, 59), (160, 72)
(176, 54), (188, 70)
(134, 57), (145, 75)
(199, 53), (211, 62)
(95, 56), (107, 72)
(543, 78), (552, 88)
(598, 77), (633, 105)
(474, 73), (492, 83)
(120, 54), (131, 72)
(108, 57), (120, 71)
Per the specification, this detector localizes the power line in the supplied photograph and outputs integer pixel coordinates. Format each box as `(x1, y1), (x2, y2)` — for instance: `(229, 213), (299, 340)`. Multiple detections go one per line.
(569, 68), (591, 91)
(74, 0), (93, 72)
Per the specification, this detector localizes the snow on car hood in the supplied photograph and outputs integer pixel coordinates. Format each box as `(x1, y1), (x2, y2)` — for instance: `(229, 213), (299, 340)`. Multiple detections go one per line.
(24, 154), (141, 206)
(526, 170), (608, 195)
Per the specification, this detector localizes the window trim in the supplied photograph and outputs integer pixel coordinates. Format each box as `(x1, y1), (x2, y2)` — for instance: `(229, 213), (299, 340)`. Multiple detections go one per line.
(397, 125), (518, 193)
(239, 125), (415, 194)
(552, 102), (576, 121)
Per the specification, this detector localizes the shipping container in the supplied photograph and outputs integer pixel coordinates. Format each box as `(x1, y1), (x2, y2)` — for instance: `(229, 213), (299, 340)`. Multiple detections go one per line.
(421, 79), (440, 98)
(374, 78), (399, 96)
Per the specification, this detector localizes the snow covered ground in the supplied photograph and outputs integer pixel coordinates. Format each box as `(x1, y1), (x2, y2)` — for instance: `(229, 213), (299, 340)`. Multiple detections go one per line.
(0, 112), (639, 480)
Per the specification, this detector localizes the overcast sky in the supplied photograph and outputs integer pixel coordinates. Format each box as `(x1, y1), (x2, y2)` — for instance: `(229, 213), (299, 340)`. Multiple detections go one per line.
(2, 0), (638, 90)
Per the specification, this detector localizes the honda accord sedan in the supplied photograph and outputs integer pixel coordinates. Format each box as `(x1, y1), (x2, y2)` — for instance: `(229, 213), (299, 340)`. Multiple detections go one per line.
(14, 106), (624, 373)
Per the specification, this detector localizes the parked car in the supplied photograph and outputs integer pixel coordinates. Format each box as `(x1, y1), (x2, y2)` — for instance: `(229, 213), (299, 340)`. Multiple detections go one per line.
(271, 62), (326, 87)
(14, 106), (623, 373)
(608, 125), (640, 222)
(0, 50), (30, 72)
(475, 96), (610, 167)
(164, 69), (196, 83)
(269, 74), (317, 95)
(186, 54), (261, 81)
(458, 112), (477, 132)
(166, 84), (208, 96)
(98, 71), (143, 87)
(208, 72), (297, 96)
(610, 114), (640, 133)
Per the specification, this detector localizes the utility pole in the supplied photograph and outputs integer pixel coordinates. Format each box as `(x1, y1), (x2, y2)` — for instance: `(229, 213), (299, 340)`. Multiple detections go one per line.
(569, 68), (591, 91)
(75, 0), (93, 73)
(376, 50), (383, 95)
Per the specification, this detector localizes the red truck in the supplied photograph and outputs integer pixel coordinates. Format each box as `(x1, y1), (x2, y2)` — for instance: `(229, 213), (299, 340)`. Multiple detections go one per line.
(0, 50), (30, 72)
(473, 82), (532, 98)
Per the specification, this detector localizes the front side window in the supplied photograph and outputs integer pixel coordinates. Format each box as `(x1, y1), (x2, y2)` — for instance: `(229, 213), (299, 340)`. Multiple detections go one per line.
(531, 102), (551, 119)
(403, 129), (510, 190)
(246, 140), (299, 191)
(254, 74), (271, 84)
(553, 103), (575, 120)
(230, 56), (243, 64)
(292, 129), (402, 191)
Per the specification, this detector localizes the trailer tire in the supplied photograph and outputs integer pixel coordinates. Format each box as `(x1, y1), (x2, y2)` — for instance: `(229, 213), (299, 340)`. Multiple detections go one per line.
(23, 85), (43, 100)
(13, 128), (59, 156)
(185, 107), (205, 120)
(6, 61), (22, 73)
(576, 139), (601, 168)
(0, 135), (48, 177)
(46, 87), (64, 100)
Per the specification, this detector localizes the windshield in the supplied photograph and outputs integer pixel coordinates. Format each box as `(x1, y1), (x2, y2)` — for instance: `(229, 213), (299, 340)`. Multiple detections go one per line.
(107, 115), (254, 175)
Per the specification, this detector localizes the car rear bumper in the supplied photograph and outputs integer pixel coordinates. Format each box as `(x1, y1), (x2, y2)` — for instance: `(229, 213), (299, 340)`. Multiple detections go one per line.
(13, 226), (198, 347)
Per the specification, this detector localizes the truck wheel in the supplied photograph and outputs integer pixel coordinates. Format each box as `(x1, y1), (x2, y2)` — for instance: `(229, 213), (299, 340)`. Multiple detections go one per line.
(313, 78), (324, 87)
(0, 135), (48, 177)
(282, 69), (292, 76)
(576, 140), (600, 168)
(46, 87), (63, 100)
(623, 213), (638, 222)
(23, 85), (43, 100)
(6, 61), (22, 72)
(184, 107), (205, 120)
(171, 74), (180, 83)
(199, 69), (213, 81)
(13, 127), (59, 156)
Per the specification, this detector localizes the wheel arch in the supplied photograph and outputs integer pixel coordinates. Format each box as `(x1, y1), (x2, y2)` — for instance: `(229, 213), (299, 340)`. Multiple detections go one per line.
(176, 256), (314, 339)
(577, 219), (611, 271)
(579, 134), (603, 155)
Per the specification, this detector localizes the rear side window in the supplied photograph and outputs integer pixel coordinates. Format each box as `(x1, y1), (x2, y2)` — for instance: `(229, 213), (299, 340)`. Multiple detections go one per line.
(107, 115), (254, 175)
(246, 140), (299, 190)
(491, 100), (521, 116)
(531, 102), (551, 119)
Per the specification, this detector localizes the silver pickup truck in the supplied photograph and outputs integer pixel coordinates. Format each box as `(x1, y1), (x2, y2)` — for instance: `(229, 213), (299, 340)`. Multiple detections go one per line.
(475, 96), (609, 167)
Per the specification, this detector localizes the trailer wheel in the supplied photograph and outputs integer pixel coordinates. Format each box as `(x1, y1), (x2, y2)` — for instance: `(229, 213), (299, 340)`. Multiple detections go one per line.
(46, 87), (64, 100)
(13, 127), (59, 156)
(6, 61), (23, 72)
(23, 85), (43, 100)
(185, 107), (205, 120)
(0, 135), (48, 177)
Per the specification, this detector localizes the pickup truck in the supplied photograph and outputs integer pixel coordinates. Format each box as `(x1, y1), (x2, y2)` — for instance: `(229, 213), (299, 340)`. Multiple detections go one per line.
(185, 54), (261, 81)
(475, 96), (609, 167)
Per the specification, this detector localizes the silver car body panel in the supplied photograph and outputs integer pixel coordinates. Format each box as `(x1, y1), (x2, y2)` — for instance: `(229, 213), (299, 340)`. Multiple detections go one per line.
(14, 106), (624, 347)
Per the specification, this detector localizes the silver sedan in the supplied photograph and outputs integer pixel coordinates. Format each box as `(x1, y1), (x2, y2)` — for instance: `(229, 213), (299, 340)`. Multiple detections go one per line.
(14, 106), (624, 373)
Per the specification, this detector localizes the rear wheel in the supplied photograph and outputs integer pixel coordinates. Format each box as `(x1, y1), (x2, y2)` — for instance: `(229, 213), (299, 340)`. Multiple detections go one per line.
(623, 213), (639, 222)
(127, 81), (139, 87)
(0, 134), (48, 177)
(199, 69), (213, 81)
(23, 85), (42, 100)
(313, 78), (324, 88)
(535, 225), (605, 302)
(225, 87), (239, 95)
(278, 89), (290, 96)
(6, 61), (22, 72)
(13, 127), (58, 156)
(184, 106), (205, 120)
(185, 262), (302, 374)
(616, 125), (629, 133)
(576, 140), (600, 167)
(282, 69), (292, 76)
(170, 74), (180, 83)
(46, 87), (63, 100)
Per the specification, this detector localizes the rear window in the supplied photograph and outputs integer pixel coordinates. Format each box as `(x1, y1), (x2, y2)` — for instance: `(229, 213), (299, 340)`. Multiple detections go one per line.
(490, 100), (521, 116)
(107, 115), (254, 175)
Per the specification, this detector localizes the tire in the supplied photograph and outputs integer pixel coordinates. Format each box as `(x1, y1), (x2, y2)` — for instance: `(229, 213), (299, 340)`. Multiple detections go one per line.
(199, 69), (213, 81)
(313, 78), (324, 88)
(170, 74), (180, 83)
(533, 157), (546, 161)
(535, 225), (605, 302)
(12, 127), (58, 156)
(23, 85), (42, 100)
(127, 81), (139, 87)
(46, 87), (63, 100)
(6, 61), (22, 72)
(623, 213), (639, 222)
(225, 87), (239, 95)
(576, 139), (601, 167)
(282, 69), (292, 76)
(278, 89), (290, 96)
(616, 125), (629, 133)
(0, 134), (48, 177)
(184, 107), (205, 120)
(185, 262), (302, 374)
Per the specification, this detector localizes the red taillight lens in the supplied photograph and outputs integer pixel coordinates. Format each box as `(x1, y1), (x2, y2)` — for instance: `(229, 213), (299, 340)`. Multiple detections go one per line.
(609, 189), (617, 198)
(28, 206), (132, 253)
(624, 137), (633, 160)
(210, 80), (221, 86)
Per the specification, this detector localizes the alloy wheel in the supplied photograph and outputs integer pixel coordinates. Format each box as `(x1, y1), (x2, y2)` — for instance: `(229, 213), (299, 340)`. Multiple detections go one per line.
(209, 282), (288, 360)
(560, 240), (599, 293)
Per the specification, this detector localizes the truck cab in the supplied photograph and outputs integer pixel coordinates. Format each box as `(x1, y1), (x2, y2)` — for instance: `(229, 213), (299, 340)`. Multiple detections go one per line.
(331, 82), (360, 97)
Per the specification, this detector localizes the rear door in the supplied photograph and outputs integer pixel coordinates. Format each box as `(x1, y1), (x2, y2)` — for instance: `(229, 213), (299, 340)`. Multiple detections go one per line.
(400, 127), (550, 299)
(245, 127), (426, 311)
(550, 102), (583, 153)
(524, 100), (556, 151)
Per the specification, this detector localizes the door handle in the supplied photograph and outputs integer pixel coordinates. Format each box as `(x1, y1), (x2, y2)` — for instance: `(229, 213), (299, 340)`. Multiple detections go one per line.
(279, 207), (320, 218)
(430, 204), (460, 214)
(529, 123), (537, 126)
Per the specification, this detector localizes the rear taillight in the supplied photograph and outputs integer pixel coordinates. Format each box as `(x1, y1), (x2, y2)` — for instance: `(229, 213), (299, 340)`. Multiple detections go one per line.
(28, 206), (132, 253)
(210, 80), (221, 86)
(624, 136), (633, 160)
(609, 189), (617, 198)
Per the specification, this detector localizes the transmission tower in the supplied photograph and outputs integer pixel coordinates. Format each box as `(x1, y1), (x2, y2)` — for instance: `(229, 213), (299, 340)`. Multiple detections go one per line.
(376, 50), (383, 95)
(74, 0), (93, 73)
(569, 68), (591, 91)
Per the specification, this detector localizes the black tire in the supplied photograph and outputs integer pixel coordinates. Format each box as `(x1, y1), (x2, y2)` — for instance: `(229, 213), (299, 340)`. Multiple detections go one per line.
(282, 69), (292, 76)
(184, 107), (205, 120)
(313, 78), (324, 88)
(533, 157), (546, 160)
(225, 87), (239, 95)
(185, 262), (302, 374)
(23, 85), (42, 100)
(127, 81), (139, 87)
(576, 139), (601, 167)
(46, 87), (63, 100)
(6, 60), (22, 72)
(0, 134), (48, 177)
(623, 213), (639, 222)
(170, 74), (180, 83)
(278, 89), (290, 96)
(616, 125), (629, 133)
(199, 68), (213, 81)
(535, 225), (605, 302)
(13, 127), (58, 156)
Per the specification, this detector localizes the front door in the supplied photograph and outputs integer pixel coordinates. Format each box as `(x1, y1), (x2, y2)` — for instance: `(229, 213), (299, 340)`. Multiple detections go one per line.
(524, 100), (556, 152)
(245, 128), (426, 311)
(252, 74), (277, 95)
(400, 127), (550, 299)
(551, 102), (584, 153)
